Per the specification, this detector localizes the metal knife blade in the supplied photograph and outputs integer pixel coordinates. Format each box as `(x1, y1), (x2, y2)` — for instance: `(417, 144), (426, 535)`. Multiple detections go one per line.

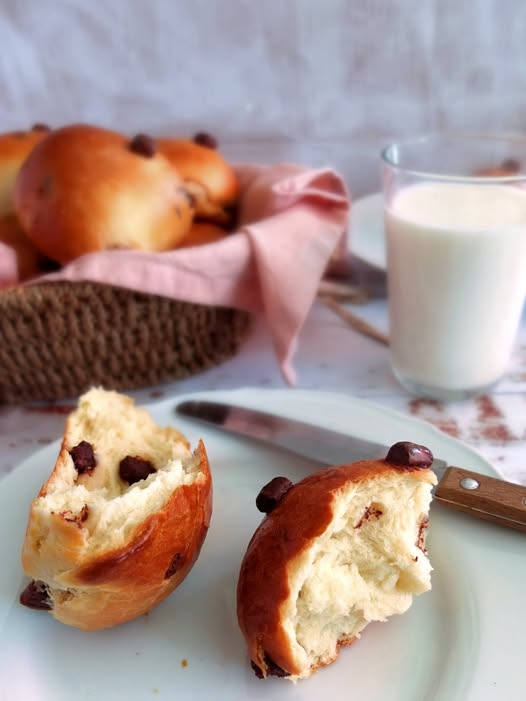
(176, 399), (526, 533)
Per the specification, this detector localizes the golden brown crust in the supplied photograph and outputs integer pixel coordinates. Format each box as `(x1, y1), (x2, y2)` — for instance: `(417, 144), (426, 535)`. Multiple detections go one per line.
(14, 124), (194, 264)
(236, 459), (435, 678)
(157, 137), (239, 225)
(0, 127), (49, 216)
(22, 438), (212, 631)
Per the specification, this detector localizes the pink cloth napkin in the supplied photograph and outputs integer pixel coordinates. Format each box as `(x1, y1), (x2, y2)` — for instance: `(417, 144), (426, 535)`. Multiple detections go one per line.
(1, 163), (350, 383)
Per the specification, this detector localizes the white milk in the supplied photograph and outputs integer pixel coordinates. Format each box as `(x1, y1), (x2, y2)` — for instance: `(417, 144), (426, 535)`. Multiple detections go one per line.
(386, 182), (526, 395)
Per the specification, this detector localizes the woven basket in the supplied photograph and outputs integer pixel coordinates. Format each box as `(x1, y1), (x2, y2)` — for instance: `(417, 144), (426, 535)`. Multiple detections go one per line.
(0, 281), (252, 404)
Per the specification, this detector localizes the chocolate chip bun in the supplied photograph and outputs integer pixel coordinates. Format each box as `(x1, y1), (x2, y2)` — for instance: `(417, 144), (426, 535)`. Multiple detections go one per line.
(0, 124), (50, 216)
(157, 133), (239, 227)
(237, 442), (437, 681)
(20, 388), (212, 631)
(14, 125), (195, 264)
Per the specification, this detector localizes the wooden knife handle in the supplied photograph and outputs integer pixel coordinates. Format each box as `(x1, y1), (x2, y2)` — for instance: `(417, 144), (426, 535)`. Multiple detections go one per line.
(434, 467), (526, 533)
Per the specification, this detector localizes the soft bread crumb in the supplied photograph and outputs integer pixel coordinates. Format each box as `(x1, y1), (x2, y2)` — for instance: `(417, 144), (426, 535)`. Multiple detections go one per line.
(34, 388), (197, 552)
(288, 476), (432, 674)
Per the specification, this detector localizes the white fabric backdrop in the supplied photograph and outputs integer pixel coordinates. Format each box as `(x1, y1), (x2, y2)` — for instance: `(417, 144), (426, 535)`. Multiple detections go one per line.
(1, 0), (525, 195)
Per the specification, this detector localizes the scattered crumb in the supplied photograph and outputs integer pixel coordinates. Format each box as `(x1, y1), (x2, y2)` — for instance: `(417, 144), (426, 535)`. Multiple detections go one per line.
(478, 424), (515, 442)
(431, 419), (460, 438)
(181, 659), (188, 668)
(149, 390), (164, 399)
(408, 398), (443, 413)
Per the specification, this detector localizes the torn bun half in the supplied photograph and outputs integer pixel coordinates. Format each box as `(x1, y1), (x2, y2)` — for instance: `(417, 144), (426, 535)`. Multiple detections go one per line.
(20, 388), (212, 631)
(237, 442), (437, 681)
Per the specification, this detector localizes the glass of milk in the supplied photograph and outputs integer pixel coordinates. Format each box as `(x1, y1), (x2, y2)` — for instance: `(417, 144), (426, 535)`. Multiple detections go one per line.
(382, 134), (526, 401)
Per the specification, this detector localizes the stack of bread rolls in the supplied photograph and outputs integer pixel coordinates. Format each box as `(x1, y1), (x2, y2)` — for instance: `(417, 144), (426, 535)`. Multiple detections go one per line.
(0, 123), (239, 282)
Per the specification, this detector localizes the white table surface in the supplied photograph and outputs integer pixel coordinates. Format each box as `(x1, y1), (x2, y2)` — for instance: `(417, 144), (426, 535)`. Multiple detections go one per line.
(1, 259), (525, 488)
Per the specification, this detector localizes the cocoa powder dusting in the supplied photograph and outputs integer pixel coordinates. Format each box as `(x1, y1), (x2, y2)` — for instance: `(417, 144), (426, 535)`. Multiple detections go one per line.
(408, 398), (443, 414)
(479, 424), (515, 442)
(476, 395), (503, 420)
(408, 399), (461, 438)
(472, 395), (517, 443)
(433, 419), (461, 438)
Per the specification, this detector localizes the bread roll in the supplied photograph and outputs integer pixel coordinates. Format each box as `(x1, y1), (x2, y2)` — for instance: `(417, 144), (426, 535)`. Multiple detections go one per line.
(20, 388), (212, 631)
(14, 125), (195, 264)
(0, 124), (50, 216)
(237, 442), (437, 681)
(158, 133), (239, 227)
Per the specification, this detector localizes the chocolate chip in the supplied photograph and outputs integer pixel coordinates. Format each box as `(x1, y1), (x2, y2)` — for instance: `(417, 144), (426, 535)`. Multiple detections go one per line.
(19, 580), (52, 611)
(59, 504), (89, 526)
(265, 655), (289, 678)
(417, 516), (429, 553)
(119, 455), (156, 485)
(385, 441), (433, 468)
(256, 476), (293, 514)
(37, 254), (62, 272)
(251, 654), (289, 679)
(193, 132), (217, 149)
(251, 661), (264, 679)
(31, 123), (50, 132)
(69, 441), (97, 474)
(354, 504), (383, 529)
(129, 133), (156, 158)
(164, 552), (184, 579)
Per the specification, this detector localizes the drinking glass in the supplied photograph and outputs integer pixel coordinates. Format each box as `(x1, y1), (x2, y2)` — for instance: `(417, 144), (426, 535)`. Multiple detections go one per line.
(381, 134), (526, 401)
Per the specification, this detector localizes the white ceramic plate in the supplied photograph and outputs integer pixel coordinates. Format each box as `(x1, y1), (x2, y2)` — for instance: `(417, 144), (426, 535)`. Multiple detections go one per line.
(350, 192), (386, 269)
(0, 388), (523, 701)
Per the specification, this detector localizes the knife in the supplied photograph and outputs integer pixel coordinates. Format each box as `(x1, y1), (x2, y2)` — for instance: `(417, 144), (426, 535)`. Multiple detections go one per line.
(176, 399), (526, 533)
